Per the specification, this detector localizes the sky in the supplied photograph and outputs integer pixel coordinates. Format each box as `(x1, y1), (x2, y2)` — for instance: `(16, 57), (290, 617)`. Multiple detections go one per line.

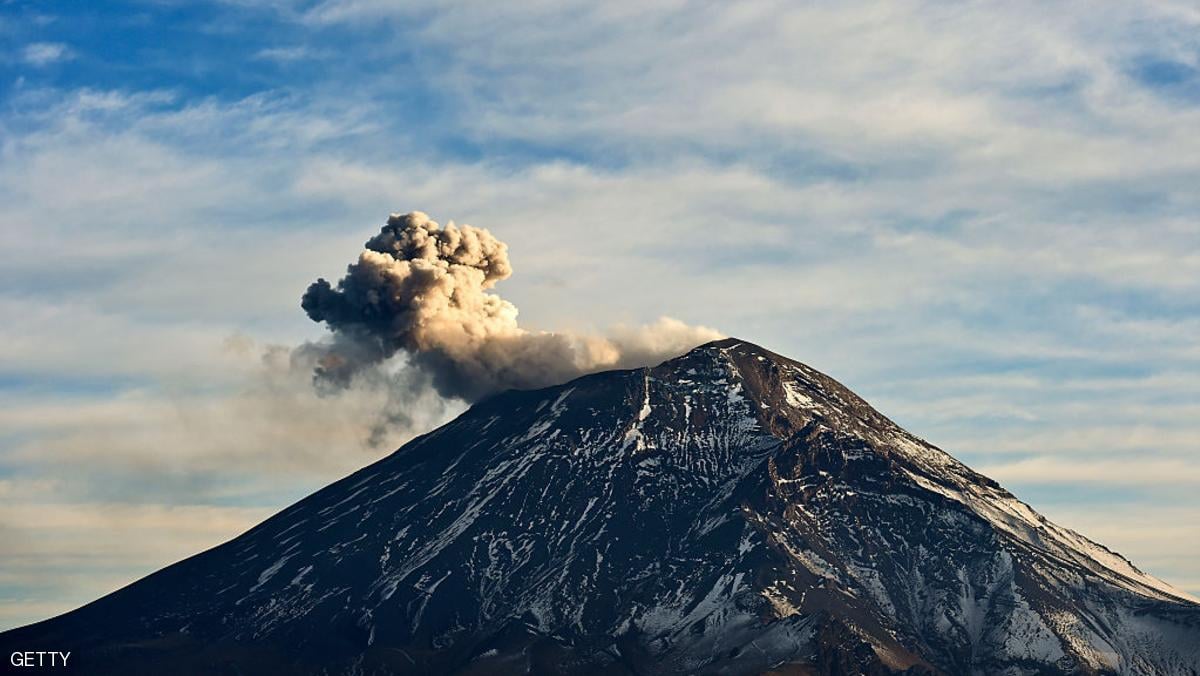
(1, 0), (1198, 630)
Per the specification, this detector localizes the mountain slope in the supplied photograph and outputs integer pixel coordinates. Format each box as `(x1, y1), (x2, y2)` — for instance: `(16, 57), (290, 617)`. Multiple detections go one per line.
(3, 338), (1198, 675)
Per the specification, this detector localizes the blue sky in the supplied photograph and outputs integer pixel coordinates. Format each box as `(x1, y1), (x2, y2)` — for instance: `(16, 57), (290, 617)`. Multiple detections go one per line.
(1, 0), (1199, 629)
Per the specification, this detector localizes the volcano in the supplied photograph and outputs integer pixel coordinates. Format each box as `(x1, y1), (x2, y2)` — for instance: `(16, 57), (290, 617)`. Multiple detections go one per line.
(3, 339), (1198, 675)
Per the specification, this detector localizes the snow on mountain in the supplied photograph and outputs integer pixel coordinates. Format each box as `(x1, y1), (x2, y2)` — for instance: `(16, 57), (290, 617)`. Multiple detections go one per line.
(3, 338), (1197, 675)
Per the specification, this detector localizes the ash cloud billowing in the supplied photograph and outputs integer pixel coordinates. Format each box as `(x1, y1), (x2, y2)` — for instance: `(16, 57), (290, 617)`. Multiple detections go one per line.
(301, 211), (722, 403)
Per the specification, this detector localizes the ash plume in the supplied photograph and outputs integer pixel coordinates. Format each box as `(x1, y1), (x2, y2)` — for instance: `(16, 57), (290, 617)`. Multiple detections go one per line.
(301, 211), (721, 402)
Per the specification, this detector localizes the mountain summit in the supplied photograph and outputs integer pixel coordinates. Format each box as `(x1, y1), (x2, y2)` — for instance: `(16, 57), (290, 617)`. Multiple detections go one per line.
(4, 339), (1198, 674)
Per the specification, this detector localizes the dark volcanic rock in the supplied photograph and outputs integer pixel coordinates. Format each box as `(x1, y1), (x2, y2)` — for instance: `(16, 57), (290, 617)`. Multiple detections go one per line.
(3, 339), (1198, 675)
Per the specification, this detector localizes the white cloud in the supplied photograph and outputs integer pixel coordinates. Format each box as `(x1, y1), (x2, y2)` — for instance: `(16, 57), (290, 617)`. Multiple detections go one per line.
(299, 1), (1200, 185)
(979, 456), (1200, 486)
(254, 46), (314, 61)
(21, 42), (71, 66)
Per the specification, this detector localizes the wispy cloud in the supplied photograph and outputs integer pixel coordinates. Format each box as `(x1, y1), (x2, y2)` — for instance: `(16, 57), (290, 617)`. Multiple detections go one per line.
(980, 456), (1200, 486)
(20, 42), (72, 66)
(253, 46), (324, 62)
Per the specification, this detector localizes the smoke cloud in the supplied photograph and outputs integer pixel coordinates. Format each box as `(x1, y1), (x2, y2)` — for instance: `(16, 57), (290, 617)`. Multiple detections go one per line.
(301, 211), (722, 402)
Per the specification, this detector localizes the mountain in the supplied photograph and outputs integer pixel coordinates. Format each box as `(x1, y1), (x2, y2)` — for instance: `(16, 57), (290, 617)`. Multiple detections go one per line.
(3, 338), (1198, 675)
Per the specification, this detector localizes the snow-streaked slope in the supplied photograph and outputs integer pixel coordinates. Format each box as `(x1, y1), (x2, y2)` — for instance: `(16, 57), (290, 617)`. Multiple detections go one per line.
(2, 338), (1197, 675)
